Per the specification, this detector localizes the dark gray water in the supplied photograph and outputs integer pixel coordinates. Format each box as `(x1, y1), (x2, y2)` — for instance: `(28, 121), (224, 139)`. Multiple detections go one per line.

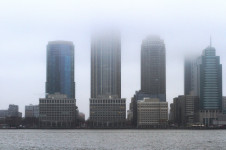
(0, 129), (225, 150)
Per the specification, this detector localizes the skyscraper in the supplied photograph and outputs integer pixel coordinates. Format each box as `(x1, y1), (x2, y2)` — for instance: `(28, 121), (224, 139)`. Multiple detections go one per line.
(45, 41), (75, 98)
(198, 46), (222, 110)
(184, 56), (198, 96)
(91, 33), (121, 99)
(141, 36), (166, 102)
(89, 32), (126, 127)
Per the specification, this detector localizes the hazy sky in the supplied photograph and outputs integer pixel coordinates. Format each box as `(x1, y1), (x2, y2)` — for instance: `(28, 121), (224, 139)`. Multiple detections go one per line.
(0, 0), (226, 118)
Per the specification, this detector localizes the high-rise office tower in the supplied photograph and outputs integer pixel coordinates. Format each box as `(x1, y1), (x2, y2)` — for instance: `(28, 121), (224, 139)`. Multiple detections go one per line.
(45, 41), (75, 98)
(91, 33), (121, 99)
(198, 46), (222, 110)
(89, 32), (126, 127)
(196, 45), (222, 126)
(141, 36), (166, 102)
(184, 57), (198, 96)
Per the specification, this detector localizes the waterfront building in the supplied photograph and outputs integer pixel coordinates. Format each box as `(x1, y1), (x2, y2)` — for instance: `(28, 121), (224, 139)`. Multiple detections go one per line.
(46, 41), (75, 98)
(184, 56), (199, 96)
(130, 91), (153, 126)
(0, 104), (22, 118)
(137, 98), (168, 128)
(89, 32), (126, 127)
(141, 36), (166, 102)
(197, 45), (222, 126)
(170, 95), (199, 127)
(130, 35), (167, 127)
(0, 110), (8, 118)
(185, 96), (199, 125)
(8, 104), (19, 117)
(25, 105), (39, 118)
(89, 98), (126, 127)
(39, 93), (76, 128)
(223, 96), (226, 114)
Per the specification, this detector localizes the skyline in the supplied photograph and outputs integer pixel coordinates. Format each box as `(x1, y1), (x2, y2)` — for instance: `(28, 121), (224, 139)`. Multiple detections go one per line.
(1, 0), (226, 119)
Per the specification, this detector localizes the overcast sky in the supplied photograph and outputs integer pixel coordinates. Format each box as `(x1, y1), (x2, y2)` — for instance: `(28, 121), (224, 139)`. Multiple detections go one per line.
(0, 0), (226, 118)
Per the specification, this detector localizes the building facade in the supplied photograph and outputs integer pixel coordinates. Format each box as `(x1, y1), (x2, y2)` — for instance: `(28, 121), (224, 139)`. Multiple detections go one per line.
(137, 98), (168, 128)
(184, 57), (199, 96)
(39, 93), (76, 128)
(89, 32), (126, 127)
(25, 105), (39, 118)
(46, 41), (75, 98)
(91, 33), (121, 99)
(223, 96), (226, 114)
(170, 95), (199, 127)
(141, 36), (166, 102)
(0, 104), (22, 118)
(89, 98), (126, 127)
(198, 46), (222, 126)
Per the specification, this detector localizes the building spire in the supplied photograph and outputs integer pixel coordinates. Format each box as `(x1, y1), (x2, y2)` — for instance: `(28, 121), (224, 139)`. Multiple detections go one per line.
(210, 36), (212, 47)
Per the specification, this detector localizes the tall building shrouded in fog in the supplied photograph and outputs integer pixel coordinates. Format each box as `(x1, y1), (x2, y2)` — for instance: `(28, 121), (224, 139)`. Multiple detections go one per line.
(141, 36), (166, 102)
(184, 44), (222, 126)
(184, 57), (198, 96)
(91, 33), (121, 99)
(46, 41), (75, 99)
(89, 32), (126, 127)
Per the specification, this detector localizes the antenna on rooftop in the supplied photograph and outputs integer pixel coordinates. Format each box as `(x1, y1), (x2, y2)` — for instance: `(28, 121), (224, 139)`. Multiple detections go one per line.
(210, 36), (212, 47)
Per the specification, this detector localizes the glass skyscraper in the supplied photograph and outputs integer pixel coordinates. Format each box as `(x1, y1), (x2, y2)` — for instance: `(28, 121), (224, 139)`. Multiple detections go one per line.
(45, 41), (75, 99)
(141, 36), (166, 102)
(91, 33), (121, 99)
(89, 32), (126, 128)
(198, 46), (222, 110)
(184, 56), (199, 96)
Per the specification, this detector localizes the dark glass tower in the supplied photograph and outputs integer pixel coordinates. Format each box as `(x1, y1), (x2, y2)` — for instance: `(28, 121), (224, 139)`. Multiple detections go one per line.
(199, 46), (222, 110)
(141, 36), (166, 102)
(184, 57), (198, 96)
(46, 41), (75, 98)
(91, 33), (121, 98)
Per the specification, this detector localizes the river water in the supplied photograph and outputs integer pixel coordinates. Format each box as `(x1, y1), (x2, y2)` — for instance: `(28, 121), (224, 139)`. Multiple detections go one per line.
(0, 129), (225, 150)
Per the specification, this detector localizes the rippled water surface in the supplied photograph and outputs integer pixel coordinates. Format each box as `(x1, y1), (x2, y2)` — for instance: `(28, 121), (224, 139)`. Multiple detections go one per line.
(0, 129), (226, 150)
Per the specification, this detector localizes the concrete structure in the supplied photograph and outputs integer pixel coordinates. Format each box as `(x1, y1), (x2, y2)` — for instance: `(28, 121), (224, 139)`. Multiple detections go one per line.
(46, 41), (75, 98)
(170, 95), (199, 126)
(25, 105), (39, 118)
(39, 93), (76, 128)
(131, 91), (153, 126)
(90, 98), (126, 127)
(213, 114), (226, 126)
(8, 104), (19, 117)
(89, 32), (126, 128)
(0, 110), (8, 118)
(137, 98), (168, 128)
(184, 96), (199, 125)
(0, 104), (22, 118)
(223, 96), (226, 114)
(141, 36), (166, 102)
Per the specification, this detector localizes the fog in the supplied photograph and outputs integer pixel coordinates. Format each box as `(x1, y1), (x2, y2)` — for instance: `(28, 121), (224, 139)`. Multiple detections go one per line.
(0, 0), (226, 118)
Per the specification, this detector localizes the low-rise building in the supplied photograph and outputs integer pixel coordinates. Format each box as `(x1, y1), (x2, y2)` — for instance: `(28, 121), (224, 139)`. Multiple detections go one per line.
(137, 98), (168, 128)
(8, 104), (19, 117)
(89, 98), (126, 128)
(223, 96), (226, 114)
(0, 104), (22, 118)
(25, 105), (39, 118)
(0, 110), (8, 118)
(170, 95), (199, 127)
(39, 93), (77, 128)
